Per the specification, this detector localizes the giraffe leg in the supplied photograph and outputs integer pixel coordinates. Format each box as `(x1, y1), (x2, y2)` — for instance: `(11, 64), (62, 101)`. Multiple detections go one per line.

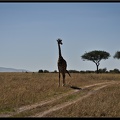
(62, 73), (66, 86)
(58, 71), (60, 87)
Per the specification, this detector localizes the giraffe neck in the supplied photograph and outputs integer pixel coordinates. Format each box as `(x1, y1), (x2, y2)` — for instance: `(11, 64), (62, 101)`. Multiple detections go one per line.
(58, 44), (62, 57)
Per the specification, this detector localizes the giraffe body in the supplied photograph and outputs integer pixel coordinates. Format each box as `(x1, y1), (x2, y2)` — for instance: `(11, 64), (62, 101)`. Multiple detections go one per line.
(58, 57), (67, 72)
(57, 39), (71, 87)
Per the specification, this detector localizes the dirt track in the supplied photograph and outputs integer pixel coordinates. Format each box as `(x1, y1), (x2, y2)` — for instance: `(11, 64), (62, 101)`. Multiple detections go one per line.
(1, 81), (119, 117)
(32, 81), (118, 117)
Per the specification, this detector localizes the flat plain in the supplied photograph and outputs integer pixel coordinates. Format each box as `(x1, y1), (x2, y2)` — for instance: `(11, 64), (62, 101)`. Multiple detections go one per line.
(0, 72), (120, 117)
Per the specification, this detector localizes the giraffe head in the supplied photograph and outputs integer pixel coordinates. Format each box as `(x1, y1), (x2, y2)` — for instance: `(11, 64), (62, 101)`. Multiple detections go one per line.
(57, 38), (63, 45)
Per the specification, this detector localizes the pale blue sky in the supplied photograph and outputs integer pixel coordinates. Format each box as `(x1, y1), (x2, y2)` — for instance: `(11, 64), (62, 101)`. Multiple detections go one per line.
(0, 2), (120, 72)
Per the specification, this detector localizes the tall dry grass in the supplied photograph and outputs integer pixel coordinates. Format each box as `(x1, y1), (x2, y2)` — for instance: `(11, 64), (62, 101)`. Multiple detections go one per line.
(46, 83), (120, 117)
(0, 72), (120, 116)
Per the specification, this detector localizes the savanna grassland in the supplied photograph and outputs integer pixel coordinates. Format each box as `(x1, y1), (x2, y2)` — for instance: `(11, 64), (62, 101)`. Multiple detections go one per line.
(0, 72), (120, 117)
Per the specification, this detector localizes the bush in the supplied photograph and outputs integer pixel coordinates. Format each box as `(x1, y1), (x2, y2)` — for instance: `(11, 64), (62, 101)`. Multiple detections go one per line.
(38, 69), (43, 73)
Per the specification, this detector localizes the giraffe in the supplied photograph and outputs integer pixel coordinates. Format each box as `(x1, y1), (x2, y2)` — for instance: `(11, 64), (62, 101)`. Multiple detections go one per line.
(57, 38), (71, 87)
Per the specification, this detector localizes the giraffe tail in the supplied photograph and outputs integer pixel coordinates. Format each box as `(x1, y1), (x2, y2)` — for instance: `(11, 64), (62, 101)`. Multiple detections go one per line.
(66, 70), (71, 77)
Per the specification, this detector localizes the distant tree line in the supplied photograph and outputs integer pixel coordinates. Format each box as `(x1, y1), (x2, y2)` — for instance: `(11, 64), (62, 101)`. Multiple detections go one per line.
(38, 68), (120, 74)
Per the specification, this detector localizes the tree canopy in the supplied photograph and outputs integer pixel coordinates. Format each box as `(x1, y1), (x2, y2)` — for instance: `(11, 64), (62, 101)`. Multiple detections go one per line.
(81, 50), (110, 73)
(114, 51), (120, 59)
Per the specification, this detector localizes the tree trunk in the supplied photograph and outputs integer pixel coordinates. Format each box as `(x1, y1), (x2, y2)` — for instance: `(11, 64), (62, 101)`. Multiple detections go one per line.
(96, 64), (99, 74)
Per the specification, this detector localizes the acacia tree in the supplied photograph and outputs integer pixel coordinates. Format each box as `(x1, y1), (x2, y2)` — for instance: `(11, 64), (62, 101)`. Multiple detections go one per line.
(113, 51), (120, 59)
(81, 50), (110, 73)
